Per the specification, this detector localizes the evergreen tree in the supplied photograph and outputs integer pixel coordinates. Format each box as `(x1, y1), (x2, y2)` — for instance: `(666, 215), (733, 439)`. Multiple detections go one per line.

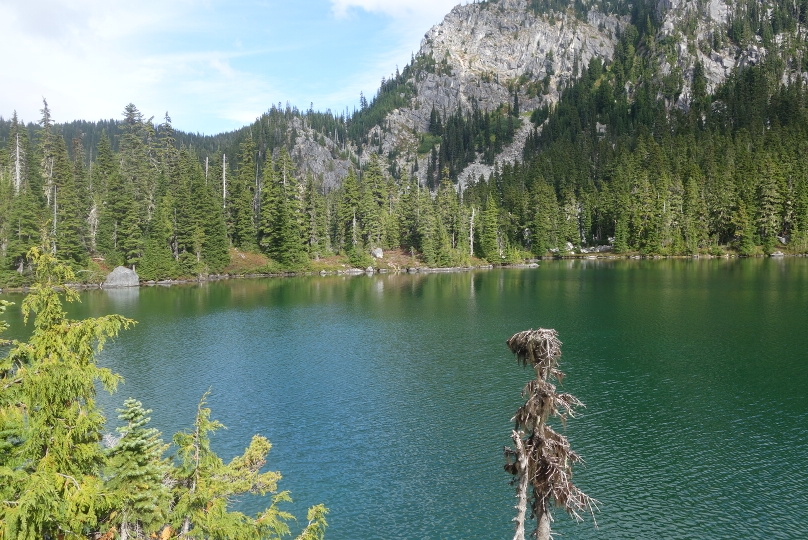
(119, 104), (158, 220)
(0, 247), (133, 538)
(138, 194), (178, 280)
(0, 249), (328, 538)
(417, 197), (438, 266)
(481, 194), (501, 262)
(755, 156), (784, 251)
(97, 160), (142, 267)
(358, 154), (388, 248)
(87, 134), (118, 253)
(259, 154), (306, 267)
(683, 169), (709, 255)
(170, 392), (296, 539)
(335, 170), (361, 255)
(5, 187), (44, 274)
(106, 399), (170, 539)
(436, 177), (460, 251)
(303, 174), (329, 258)
(530, 178), (559, 256)
(397, 178), (421, 252)
(733, 199), (756, 255)
(194, 168), (230, 273)
(227, 138), (258, 250)
(52, 135), (88, 266)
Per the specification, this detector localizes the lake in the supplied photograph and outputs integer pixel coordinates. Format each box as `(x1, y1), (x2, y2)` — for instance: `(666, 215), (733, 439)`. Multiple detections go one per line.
(2, 258), (807, 539)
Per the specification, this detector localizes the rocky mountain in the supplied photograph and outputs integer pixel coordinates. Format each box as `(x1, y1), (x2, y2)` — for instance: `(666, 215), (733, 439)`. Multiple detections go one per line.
(42, 0), (808, 191)
(342, 0), (806, 188)
(376, 0), (624, 186)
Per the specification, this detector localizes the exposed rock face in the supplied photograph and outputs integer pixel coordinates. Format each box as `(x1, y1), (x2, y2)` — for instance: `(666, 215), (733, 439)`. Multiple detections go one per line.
(654, 0), (807, 111)
(457, 119), (534, 189)
(375, 0), (625, 185)
(419, 1), (621, 111)
(104, 266), (139, 288)
(286, 0), (804, 190)
(284, 117), (354, 191)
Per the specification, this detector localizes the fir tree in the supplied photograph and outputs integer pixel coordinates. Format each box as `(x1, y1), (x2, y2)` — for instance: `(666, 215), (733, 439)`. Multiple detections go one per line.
(106, 398), (170, 539)
(481, 194), (501, 262)
(228, 138), (258, 250)
(170, 392), (296, 539)
(530, 178), (559, 256)
(303, 174), (329, 258)
(52, 135), (88, 266)
(0, 246), (133, 538)
(336, 169), (361, 255)
(138, 194), (177, 280)
(194, 167), (230, 273)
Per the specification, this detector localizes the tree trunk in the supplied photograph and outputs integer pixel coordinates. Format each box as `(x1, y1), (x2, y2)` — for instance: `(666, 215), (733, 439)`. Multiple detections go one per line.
(536, 507), (551, 540)
(511, 430), (529, 540)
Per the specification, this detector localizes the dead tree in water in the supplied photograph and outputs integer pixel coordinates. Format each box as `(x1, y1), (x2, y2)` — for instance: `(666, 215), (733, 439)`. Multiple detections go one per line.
(504, 328), (597, 540)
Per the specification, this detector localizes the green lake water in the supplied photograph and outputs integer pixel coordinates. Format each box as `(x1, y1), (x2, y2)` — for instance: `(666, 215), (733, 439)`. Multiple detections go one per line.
(2, 258), (807, 539)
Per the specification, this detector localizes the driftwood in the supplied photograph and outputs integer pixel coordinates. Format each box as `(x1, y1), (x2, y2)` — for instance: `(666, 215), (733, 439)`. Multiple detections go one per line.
(504, 328), (598, 540)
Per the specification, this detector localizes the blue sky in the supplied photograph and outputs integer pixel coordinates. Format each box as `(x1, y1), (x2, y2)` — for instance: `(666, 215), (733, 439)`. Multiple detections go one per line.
(0, 0), (465, 134)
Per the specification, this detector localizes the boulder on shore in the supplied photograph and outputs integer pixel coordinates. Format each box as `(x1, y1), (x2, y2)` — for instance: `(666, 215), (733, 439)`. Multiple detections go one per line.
(104, 266), (139, 288)
(370, 247), (383, 259)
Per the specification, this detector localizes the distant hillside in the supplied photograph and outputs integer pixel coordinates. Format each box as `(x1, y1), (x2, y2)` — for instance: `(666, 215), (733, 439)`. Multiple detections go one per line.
(2, 0), (808, 284)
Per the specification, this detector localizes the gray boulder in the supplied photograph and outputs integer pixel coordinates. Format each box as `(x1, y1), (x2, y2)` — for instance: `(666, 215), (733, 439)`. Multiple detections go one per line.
(104, 266), (139, 288)
(370, 247), (384, 259)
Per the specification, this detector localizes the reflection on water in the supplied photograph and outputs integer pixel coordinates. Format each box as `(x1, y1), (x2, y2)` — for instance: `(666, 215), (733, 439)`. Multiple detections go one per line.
(103, 286), (139, 307)
(1, 258), (807, 539)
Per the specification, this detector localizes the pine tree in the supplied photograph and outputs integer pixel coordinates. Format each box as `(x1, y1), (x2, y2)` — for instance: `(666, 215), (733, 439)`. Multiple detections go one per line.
(259, 154), (307, 268)
(5, 183), (44, 274)
(417, 199), (438, 266)
(303, 174), (329, 258)
(228, 138), (258, 250)
(756, 156), (784, 252)
(106, 399), (170, 539)
(88, 134), (118, 253)
(683, 168), (709, 255)
(193, 166), (230, 273)
(97, 160), (142, 267)
(0, 246), (133, 538)
(436, 177), (460, 251)
(119, 104), (158, 220)
(170, 392), (298, 539)
(481, 194), (501, 262)
(397, 178), (421, 252)
(336, 169), (361, 255)
(52, 134), (88, 266)
(358, 153), (388, 248)
(530, 178), (558, 256)
(138, 194), (177, 280)
(733, 199), (756, 255)
(0, 248), (327, 538)
(558, 186), (580, 249)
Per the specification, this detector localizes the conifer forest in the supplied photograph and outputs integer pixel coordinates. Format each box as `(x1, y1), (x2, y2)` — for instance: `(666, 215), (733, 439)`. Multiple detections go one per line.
(3, 27), (808, 286)
(3, 0), (808, 537)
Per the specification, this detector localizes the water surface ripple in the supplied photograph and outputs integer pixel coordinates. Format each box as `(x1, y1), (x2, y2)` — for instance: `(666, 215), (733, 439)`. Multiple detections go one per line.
(1, 258), (806, 539)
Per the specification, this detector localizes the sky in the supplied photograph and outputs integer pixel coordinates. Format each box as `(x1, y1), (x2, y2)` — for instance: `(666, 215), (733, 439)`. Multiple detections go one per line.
(0, 0), (466, 135)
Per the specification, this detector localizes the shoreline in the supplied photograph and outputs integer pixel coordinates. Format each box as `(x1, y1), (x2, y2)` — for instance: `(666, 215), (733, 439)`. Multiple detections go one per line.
(0, 252), (806, 293)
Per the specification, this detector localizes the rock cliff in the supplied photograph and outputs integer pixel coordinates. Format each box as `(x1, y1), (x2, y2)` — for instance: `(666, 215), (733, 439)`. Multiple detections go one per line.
(377, 0), (625, 186)
(284, 0), (806, 189)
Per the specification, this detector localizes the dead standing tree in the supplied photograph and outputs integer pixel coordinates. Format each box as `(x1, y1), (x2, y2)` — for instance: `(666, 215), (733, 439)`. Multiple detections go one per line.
(504, 328), (598, 540)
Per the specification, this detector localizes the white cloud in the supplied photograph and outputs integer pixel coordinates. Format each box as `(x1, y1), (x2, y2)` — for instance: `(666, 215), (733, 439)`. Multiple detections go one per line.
(331, 0), (463, 19)
(325, 0), (468, 114)
(0, 0), (272, 133)
(0, 0), (468, 133)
